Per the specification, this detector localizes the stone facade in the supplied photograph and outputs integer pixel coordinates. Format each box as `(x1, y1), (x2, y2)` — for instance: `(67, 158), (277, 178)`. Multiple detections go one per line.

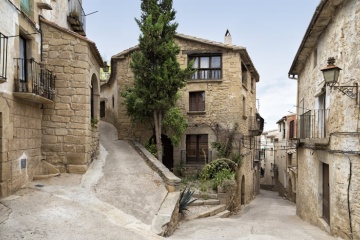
(274, 114), (297, 202)
(260, 129), (278, 190)
(289, 0), (360, 238)
(101, 33), (263, 205)
(0, 0), (103, 197)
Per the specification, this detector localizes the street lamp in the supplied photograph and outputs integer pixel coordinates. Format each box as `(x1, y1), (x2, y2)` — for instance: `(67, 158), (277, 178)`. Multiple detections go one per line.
(103, 61), (110, 73)
(321, 57), (358, 103)
(320, 57), (342, 84)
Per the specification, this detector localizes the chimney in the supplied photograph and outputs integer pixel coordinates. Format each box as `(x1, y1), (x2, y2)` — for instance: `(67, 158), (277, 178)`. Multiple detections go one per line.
(224, 29), (232, 45)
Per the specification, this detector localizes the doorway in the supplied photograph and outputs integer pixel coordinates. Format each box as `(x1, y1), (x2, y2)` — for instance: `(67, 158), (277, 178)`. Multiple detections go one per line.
(149, 135), (173, 171)
(241, 175), (245, 205)
(323, 163), (330, 224)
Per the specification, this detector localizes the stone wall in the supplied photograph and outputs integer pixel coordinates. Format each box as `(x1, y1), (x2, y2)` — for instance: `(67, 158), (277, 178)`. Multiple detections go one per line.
(296, 0), (360, 238)
(0, 93), (43, 197)
(40, 21), (100, 173)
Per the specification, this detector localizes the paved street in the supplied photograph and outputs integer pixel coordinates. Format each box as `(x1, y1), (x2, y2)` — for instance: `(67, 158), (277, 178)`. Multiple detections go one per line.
(0, 122), (337, 239)
(170, 190), (337, 240)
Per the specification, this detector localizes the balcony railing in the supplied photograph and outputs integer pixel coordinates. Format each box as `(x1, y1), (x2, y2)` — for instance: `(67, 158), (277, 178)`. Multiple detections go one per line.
(249, 113), (264, 136)
(14, 58), (55, 102)
(299, 109), (329, 139)
(68, 0), (86, 36)
(0, 33), (8, 82)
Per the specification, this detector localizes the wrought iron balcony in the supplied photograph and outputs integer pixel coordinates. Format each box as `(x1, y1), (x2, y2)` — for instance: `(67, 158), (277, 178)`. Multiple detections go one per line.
(299, 109), (329, 140)
(67, 0), (86, 36)
(14, 58), (55, 103)
(249, 113), (264, 136)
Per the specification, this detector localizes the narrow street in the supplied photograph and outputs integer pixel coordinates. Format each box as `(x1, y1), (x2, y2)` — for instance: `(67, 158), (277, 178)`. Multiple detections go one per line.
(0, 122), (336, 239)
(170, 190), (336, 240)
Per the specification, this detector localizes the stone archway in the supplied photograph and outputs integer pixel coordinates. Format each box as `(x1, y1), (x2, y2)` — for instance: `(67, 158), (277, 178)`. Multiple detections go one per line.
(241, 175), (245, 205)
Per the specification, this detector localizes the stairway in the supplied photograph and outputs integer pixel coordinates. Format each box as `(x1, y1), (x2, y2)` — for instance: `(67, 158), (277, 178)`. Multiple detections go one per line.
(184, 193), (231, 220)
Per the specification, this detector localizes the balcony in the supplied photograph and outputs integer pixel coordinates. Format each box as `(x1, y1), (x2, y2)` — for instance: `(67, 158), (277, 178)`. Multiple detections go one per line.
(13, 58), (55, 104)
(0, 32), (8, 83)
(249, 113), (264, 136)
(299, 109), (329, 145)
(67, 0), (86, 36)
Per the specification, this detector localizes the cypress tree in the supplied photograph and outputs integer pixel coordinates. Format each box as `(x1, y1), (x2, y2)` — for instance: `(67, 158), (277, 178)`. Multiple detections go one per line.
(122, 0), (194, 162)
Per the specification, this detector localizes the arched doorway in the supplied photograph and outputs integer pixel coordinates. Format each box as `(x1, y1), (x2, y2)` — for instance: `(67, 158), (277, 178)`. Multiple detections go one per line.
(241, 175), (245, 205)
(149, 135), (174, 171)
(162, 135), (173, 171)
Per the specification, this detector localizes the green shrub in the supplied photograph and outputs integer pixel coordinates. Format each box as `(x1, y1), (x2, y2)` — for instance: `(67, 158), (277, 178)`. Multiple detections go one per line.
(199, 159), (231, 180)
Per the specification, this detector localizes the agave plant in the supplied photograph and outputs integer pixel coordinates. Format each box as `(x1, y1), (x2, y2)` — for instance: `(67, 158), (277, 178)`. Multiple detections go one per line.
(179, 187), (197, 213)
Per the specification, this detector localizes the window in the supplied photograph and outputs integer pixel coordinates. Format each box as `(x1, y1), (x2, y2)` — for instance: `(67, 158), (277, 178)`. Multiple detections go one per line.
(242, 63), (248, 87)
(112, 95), (115, 108)
(190, 55), (221, 80)
(282, 123), (286, 139)
(186, 134), (208, 164)
(242, 96), (246, 117)
(317, 92), (326, 138)
(21, 0), (31, 14)
(0, 33), (8, 81)
(189, 91), (205, 111)
(100, 101), (106, 118)
(251, 77), (254, 91)
(289, 120), (295, 139)
(300, 110), (312, 139)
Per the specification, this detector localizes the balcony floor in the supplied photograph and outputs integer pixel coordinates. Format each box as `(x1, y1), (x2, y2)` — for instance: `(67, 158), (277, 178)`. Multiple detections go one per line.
(13, 92), (53, 104)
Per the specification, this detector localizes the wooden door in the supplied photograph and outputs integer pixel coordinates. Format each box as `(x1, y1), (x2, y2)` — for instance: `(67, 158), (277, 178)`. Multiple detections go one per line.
(323, 163), (330, 224)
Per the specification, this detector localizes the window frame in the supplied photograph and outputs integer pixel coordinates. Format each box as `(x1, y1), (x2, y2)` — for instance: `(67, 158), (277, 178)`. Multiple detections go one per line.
(189, 91), (205, 112)
(186, 134), (208, 164)
(189, 54), (222, 80)
(241, 62), (248, 87)
(0, 33), (8, 81)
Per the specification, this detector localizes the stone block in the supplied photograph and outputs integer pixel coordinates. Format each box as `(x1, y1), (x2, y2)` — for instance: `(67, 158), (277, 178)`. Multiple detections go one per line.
(51, 115), (70, 123)
(68, 164), (88, 174)
(55, 128), (68, 136)
(67, 153), (87, 164)
(74, 45), (87, 53)
(57, 110), (74, 117)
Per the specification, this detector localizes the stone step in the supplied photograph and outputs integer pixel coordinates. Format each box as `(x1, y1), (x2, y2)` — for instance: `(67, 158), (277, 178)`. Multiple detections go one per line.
(189, 198), (220, 206)
(193, 193), (218, 199)
(188, 204), (226, 220)
(213, 210), (231, 218)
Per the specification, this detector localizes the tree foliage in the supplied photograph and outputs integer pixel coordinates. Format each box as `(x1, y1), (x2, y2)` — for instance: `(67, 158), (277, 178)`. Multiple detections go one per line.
(122, 0), (194, 162)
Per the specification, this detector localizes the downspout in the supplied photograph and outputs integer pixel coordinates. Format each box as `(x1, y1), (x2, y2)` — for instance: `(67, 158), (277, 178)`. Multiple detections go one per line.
(346, 155), (353, 239)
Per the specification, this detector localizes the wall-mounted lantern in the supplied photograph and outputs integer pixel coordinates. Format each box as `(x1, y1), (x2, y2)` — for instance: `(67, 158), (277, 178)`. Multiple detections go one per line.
(321, 57), (358, 103)
(103, 61), (110, 73)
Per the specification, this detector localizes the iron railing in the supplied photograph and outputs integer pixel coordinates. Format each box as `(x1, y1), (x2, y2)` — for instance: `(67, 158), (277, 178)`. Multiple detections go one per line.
(14, 58), (55, 101)
(299, 109), (329, 139)
(0, 33), (8, 81)
(68, 0), (86, 34)
(191, 69), (221, 80)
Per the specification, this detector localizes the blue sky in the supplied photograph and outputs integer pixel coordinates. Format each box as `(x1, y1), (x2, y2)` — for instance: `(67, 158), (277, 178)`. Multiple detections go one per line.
(83, 0), (320, 130)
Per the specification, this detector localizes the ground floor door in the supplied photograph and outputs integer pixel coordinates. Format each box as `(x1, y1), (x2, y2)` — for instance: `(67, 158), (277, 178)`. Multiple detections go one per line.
(162, 135), (173, 171)
(323, 163), (330, 224)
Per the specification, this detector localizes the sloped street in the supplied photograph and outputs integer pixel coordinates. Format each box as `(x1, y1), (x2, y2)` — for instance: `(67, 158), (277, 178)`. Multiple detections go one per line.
(170, 190), (336, 240)
(0, 122), (337, 239)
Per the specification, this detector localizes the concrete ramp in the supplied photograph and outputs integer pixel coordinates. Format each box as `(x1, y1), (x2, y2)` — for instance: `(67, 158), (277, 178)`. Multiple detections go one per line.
(96, 121), (168, 225)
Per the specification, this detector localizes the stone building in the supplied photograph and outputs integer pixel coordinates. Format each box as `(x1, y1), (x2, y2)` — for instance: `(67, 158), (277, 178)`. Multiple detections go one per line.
(101, 32), (264, 204)
(274, 114), (297, 202)
(288, 0), (360, 238)
(0, 0), (104, 197)
(259, 129), (279, 190)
